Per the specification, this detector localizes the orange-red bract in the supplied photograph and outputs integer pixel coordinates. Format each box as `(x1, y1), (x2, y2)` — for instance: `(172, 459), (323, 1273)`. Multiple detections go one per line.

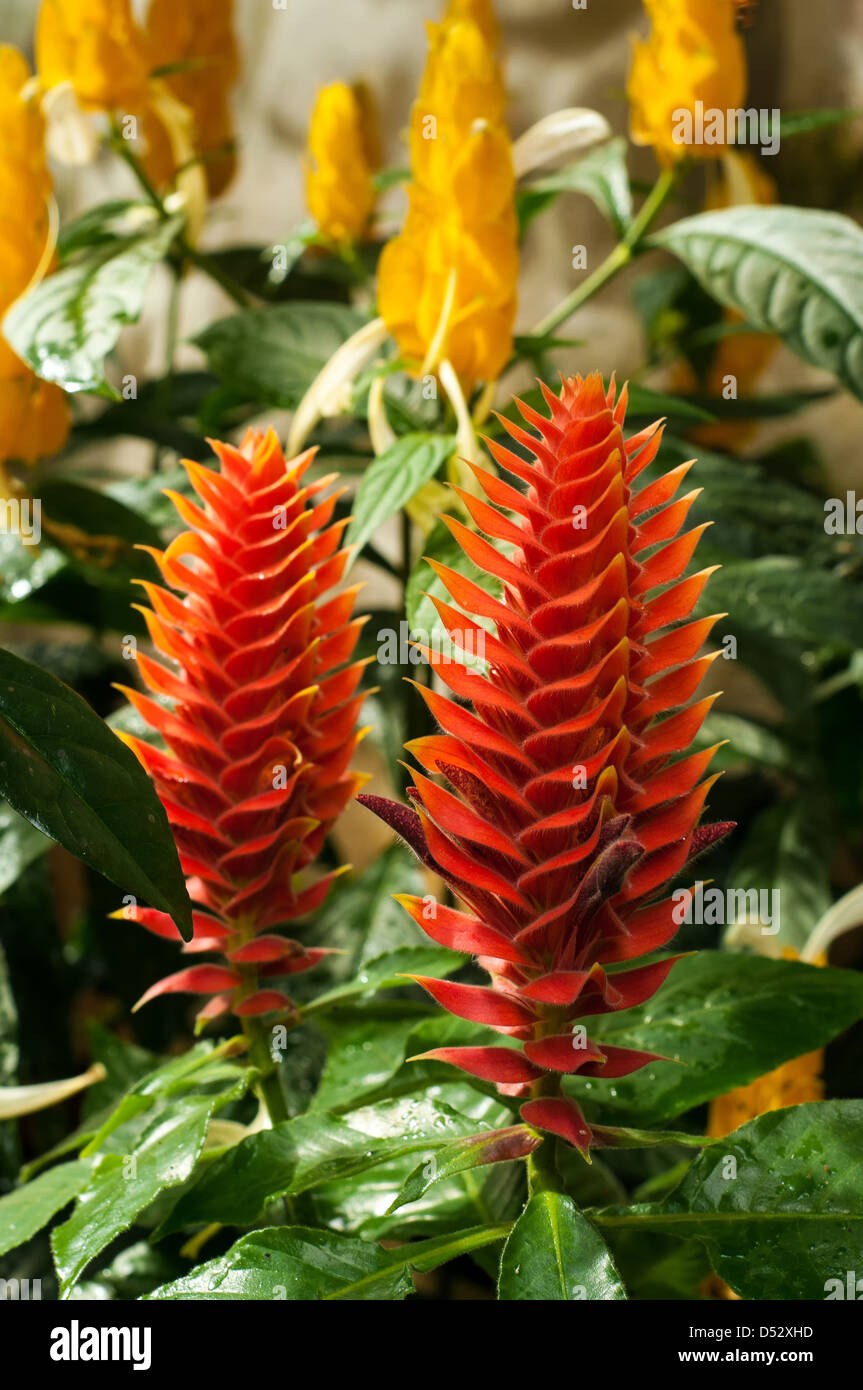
(117, 428), (367, 1022)
(360, 373), (731, 1153)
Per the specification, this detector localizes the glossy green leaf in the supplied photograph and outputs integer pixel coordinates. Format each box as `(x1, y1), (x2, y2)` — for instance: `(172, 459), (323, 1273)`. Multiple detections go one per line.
(80, 1040), (250, 1155)
(652, 206), (863, 401)
(592, 1101), (863, 1299)
(0, 1160), (91, 1257)
(696, 556), (863, 649)
(727, 800), (832, 953)
(314, 844), (425, 967)
(310, 1085), (523, 1241)
(499, 1192), (626, 1300)
(518, 137), (632, 237)
(52, 1065), (251, 1295)
(146, 1222), (511, 1300)
(345, 433), (455, 564)
(406, 518), (499, 671)
(0, 648), (192, 939)
(0, 800), (51, 895)
(389, 1124), (539, 1213)
(307, 944), (466, 1015)
(156, 1095), (485, 1236)
(4, 215), (182, 397)
(194, 302), (367, 408)
(578, 953), (863, 1126)
(0, 530), (65, 609)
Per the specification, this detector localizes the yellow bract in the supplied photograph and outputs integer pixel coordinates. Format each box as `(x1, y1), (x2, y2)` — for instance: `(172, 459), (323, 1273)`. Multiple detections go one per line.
(305, 82), (379, 244)
(627, 0), (746, 166)
(378, 6), (518, 390)
(36, 0), (150, 112)
(442, 0), (500, 49)
(143, 0), (239, 199)
(0, 46), (68, 466)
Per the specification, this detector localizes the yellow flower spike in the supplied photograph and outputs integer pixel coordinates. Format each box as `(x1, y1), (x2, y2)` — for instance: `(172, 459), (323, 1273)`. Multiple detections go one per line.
(305, 82), (379, 245)
(36, 0), (150, 113)
(379, 3), (518, 394)
(443, 0), (500, 49)
(627, 0), (746, 166)
(143, 0), (239, 199)
(0, 46), (69, 467)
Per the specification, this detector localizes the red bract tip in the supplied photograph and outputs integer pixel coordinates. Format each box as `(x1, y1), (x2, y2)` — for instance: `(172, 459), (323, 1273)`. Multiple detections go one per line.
(119, 428), (366, 1018)
(360, 372), (732, 1152)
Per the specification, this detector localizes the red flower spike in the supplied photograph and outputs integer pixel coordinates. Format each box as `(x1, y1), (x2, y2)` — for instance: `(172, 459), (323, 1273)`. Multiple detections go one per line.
(119, 429), (367, 1018)
(359, 373), (733, 1153)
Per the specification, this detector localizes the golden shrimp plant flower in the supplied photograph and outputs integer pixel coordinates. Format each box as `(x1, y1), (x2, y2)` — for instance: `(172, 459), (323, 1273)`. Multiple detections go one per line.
(378, 4), (518, 391)
(0, 46), (69, 466)
(361, 374), (732, 1154)
(143, 0), (239, 199)
(627, 0), (746, 166)
(36, 0), (150, 113)
(305, 82), (380, 245)
(117, 430), (368, 1022)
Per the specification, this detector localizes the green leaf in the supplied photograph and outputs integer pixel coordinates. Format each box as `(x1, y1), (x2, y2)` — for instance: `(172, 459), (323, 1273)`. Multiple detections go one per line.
(692, 712), (794, 775)
(0, 529), (65, 610)
(316, 844), (426, 967)
(307, 944), (465, 1015)
(407, 518), (497, 628)
(624, 383), (715, 421)
(499, 1192), (626, 1300)
(518, 137), (633, 237)
(146, 1222), (511, 1300)
(697, 556), (863, 649)
(80, 1040), (250, 1155)
(56, 200), (152, 261)
(589, 1125), (715, 1150)
(0, 799), (51, 895)
(309, 1085), (522, 1241)
(778, 109), (863, 138)
(194, 302), (367, 409)
(678, 388), (834, 420)
(389, 1124), (538, 1212)
(0, 1160), (92, 1257)
(4, 215), (182, 396)
(0, 648), (192, 939)
(345, 433), (455, 564)
(727, 800), (832, 954)
(591, 1101), (863, 1299)
(37, 479), (163, 591)
(652, 206), (863, 401)
(156, 1095), (486, 1236)
(52, 1093), (225, 1294)
(81, 1025), (159, 1120)
(579, 953), (863, 1126)
(311, 1012), (430, 1114)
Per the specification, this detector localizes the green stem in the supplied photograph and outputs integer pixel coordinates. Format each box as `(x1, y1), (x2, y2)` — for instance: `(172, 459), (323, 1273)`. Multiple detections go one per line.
(110, 129), (253, 309)
(527, 1137), (563, 1197)
(180, 241), (253, 308)
(241, 1015), (290, 1126)
(152, 265), (183, 472)
(532, 167), (679, 339)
